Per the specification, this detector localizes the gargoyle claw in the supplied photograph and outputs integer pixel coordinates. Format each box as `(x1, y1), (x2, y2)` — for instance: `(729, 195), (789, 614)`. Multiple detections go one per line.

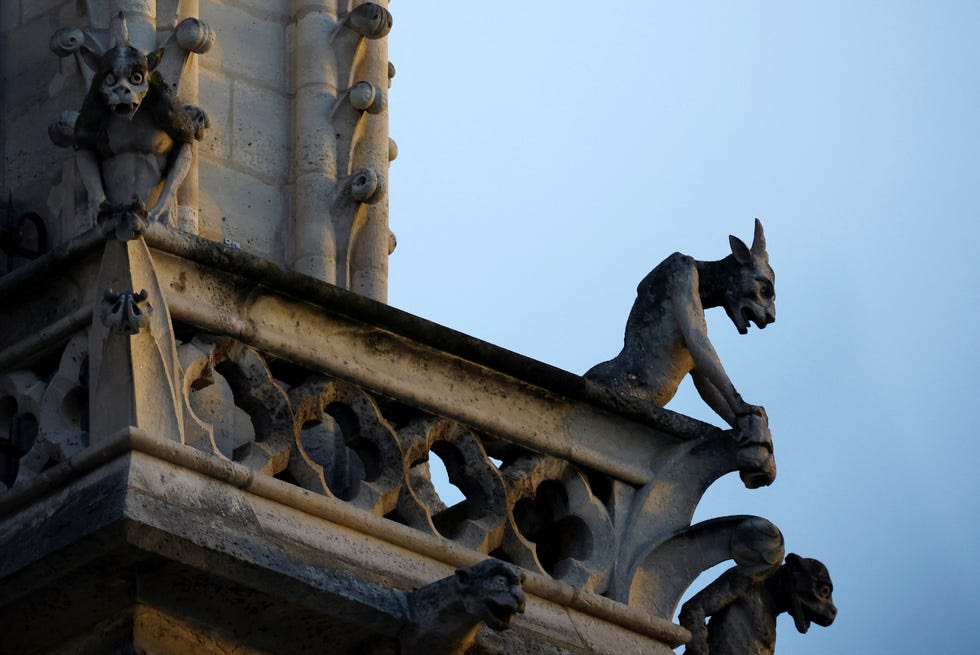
(98, 197), (148, 241)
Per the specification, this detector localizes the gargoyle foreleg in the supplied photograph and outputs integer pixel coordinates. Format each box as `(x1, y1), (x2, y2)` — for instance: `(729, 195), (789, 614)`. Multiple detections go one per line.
(148, 141), (192, 224)
(75, 148), (107, 225)
(669, 270), (753, 422)
(678, 568), (748, 655)
(691, 369), (737, 428)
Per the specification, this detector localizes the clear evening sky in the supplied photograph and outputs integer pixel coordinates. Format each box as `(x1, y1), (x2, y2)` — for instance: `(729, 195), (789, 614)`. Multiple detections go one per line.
(387, 3), (979, 652)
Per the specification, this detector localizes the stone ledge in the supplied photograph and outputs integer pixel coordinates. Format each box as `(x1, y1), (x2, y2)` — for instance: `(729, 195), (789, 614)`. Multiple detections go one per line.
(0, 225), (716, 441)
(139, 224), (719, 440)
(0, 428), (689, 653)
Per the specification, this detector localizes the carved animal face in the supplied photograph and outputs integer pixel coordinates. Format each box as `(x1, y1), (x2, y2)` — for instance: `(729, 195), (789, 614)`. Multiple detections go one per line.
(784, 554), (837, 634)
(455, 560), (526, 631)
(95, 46), (160, 119)
(723, 218), (776, 335)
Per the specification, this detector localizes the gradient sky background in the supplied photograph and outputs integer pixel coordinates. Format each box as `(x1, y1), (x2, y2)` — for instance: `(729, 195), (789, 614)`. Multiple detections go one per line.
(386, 3), (979, 653)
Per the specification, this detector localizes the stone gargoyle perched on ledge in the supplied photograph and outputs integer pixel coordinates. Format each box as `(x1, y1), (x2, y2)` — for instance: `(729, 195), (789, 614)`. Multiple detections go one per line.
(70, 16), (209, 237)
(679, 553), (836, 655)
(586, 219), (777, 487)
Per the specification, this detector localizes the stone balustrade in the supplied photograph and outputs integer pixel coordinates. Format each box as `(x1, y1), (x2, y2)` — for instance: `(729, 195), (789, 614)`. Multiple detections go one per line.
(0, 223), (773, 645)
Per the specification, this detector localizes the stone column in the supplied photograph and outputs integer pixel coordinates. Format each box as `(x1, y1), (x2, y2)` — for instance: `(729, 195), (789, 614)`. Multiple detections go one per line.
(174, 0), (202, 234)
(291, 0), (392, 302)
(347, 1), (392, 302)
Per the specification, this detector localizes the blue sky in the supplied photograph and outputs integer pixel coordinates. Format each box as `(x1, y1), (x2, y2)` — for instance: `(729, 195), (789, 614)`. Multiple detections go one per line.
(387, 3), (980, 652)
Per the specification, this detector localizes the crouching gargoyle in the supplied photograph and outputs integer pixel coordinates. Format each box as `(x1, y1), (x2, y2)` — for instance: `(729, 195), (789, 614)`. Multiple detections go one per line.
(586, 219), (777, 486)
(73, 17), (208, 234)
(678, 553), (837, 655)
(399, 559), (526, 655)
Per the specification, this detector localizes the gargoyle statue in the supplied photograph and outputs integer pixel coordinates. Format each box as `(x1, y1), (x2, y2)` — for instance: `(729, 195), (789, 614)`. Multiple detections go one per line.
(586, 219), (777, 486)
(73, 16), (207, 230)
(399, 559), (526, 655)
(678, 553), (836, 655)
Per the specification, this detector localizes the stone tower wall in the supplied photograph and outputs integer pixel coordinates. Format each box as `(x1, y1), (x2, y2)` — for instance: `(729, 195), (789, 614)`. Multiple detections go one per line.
(1, 0), (393, 300)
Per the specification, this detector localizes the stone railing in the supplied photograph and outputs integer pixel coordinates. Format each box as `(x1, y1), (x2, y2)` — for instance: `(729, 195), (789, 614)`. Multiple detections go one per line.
(0, 222), (778, 633)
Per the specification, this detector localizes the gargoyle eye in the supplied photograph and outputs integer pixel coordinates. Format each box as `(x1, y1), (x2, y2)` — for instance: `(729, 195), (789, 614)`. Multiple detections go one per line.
(760, 283), (774, 299)
(130, 71), (144, 84)
(105, 73), (117, 85)
(816, 584), (831, 598)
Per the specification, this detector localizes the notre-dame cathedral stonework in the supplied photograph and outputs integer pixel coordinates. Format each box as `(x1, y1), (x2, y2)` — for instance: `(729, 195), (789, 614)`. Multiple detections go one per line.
(0, 3), (834, 654)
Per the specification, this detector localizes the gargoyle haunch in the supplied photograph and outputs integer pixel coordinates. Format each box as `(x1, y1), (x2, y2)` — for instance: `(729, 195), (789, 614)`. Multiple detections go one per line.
(73, 22), (208, 227)
(587, 220), (777, 484)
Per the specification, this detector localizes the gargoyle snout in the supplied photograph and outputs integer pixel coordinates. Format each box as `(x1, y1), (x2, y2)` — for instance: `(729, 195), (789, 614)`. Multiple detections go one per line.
(513, 587), (527, 614)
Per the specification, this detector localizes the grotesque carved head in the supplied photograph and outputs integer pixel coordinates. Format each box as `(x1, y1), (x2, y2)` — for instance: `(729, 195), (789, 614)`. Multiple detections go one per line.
(782, 553), (837, 634)
(724, 219), (776, 335)
(92, 45), (161, 119)
(455, 559), (526, 631)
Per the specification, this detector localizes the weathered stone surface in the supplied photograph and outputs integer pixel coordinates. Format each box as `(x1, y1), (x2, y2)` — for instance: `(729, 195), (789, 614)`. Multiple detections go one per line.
(231, 80), (289, 180)
(0, 224), (774, 643)
(0, 436), (687, 653)
(197, 159), (285, 251)
(197, 64), (232, 159)
(200, 0), (285, 88)
(0, 4), (836, 649)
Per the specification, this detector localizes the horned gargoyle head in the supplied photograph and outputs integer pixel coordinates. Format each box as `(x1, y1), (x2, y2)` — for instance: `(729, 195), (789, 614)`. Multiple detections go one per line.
(81, 13), (163, 120)
(722, 218), (776, 335)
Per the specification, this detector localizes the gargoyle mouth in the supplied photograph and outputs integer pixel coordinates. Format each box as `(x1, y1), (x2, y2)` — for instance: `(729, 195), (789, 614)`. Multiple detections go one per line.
(112, 103), (138, 117)
(744, 306), (772, 331)
(790, 604), (835, 634)
(792, 609), (811, 634)
(738, 307), (755, 334)
(483, 598), (522, 630)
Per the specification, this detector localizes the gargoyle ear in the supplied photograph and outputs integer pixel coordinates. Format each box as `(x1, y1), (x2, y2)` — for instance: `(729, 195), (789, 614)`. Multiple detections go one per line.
(750, 218), (766, 257)
(146, 48), (165, 72)
(729, 234), (754, 266)
(784, 553), (803, 569)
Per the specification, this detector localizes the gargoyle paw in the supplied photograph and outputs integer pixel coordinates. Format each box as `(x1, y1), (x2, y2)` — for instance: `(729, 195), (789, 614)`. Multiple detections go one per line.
(148, 199), (172, 225)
